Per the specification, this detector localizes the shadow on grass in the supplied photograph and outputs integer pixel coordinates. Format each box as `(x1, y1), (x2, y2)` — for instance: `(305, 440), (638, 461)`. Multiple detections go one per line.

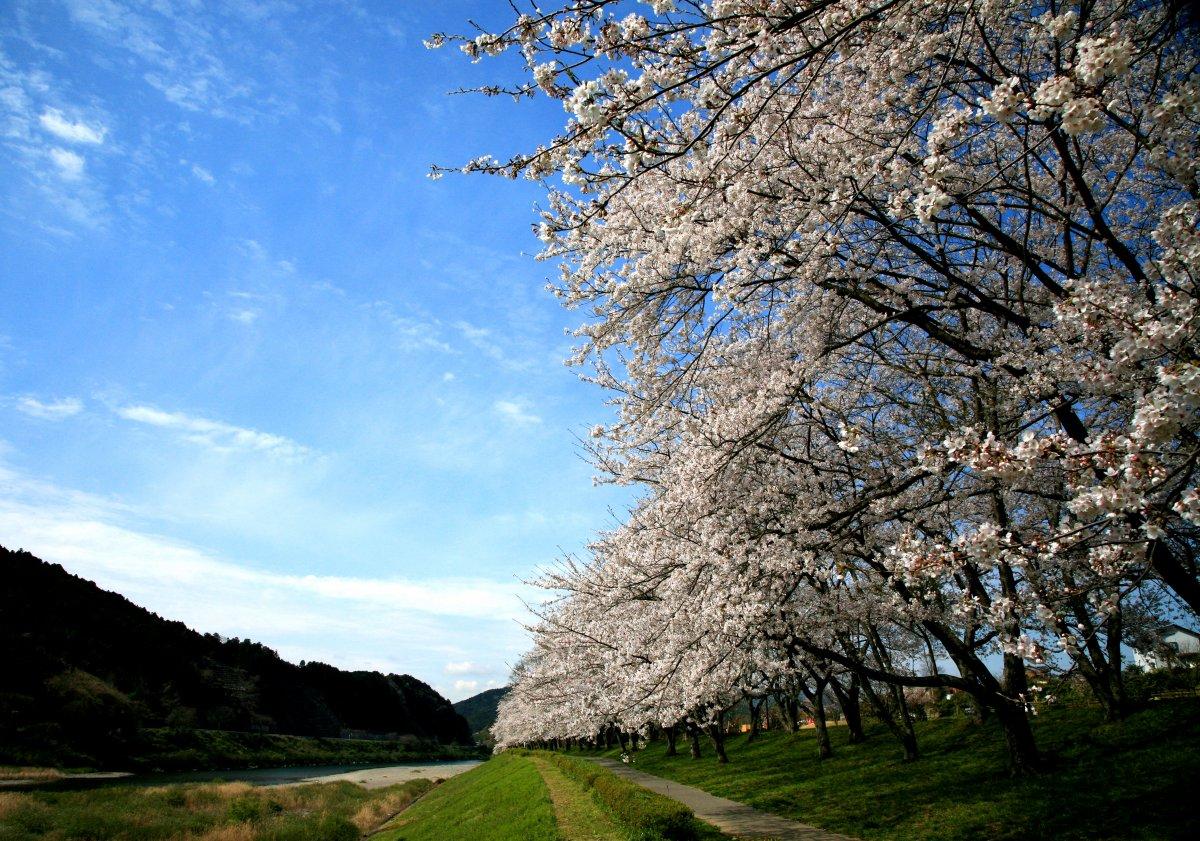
(567, 700), (1200, 841)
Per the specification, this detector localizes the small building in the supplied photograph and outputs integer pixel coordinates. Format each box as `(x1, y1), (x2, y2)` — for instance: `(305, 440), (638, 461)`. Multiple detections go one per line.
(1133, 624), (1200, 670)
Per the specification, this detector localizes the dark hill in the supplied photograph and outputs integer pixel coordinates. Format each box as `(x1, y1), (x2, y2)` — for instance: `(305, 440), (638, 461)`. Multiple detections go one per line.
(453, 686), (509, 734)
(0, 546), (472, 766)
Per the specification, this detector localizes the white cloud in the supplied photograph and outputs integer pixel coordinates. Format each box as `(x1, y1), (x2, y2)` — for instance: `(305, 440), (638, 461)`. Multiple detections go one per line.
(442, 372), (456, 382)
(445, 661), (477, 674)
(116, 404), (308, 459)
(494, 400), (541, 427)
(191, 164), (214, 184)
(0, 469), (538, 700)
(229, 308), (260, 324)
(49, 147), (85, 180)
(39, 109), (106, 144)
(15, 396), (84, 420)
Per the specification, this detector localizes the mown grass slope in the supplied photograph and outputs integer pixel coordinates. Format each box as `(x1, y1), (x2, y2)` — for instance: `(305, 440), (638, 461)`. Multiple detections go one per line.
(377, 752), (558, 841)
(581, 700), (1200, 841)
(0, 778), (431, 840)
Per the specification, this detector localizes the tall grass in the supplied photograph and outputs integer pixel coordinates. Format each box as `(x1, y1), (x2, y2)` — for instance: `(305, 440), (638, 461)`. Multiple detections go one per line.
(0, 777), (432, 840)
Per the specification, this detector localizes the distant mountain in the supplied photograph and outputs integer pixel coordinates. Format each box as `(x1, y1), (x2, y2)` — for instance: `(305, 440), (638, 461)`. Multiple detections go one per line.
(453, 686), (509, 735)
(0, 546), (472, 765)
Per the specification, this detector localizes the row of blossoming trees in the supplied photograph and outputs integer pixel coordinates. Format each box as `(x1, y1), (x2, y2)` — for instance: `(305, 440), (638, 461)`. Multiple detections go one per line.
(432, 0), (1199, 774)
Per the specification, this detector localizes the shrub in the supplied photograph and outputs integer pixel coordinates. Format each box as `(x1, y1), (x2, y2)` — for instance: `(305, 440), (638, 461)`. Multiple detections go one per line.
(227, 795), (262, 822)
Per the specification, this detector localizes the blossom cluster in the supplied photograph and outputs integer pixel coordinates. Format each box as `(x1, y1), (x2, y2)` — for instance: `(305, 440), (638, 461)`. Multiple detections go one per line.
(434, 1), (1199, 760)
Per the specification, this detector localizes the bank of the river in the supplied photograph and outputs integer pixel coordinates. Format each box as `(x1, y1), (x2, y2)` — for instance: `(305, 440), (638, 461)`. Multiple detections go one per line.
(1, 759), (482, 793)
(2, 727), (486, 774)
(0, 777), (434, 840)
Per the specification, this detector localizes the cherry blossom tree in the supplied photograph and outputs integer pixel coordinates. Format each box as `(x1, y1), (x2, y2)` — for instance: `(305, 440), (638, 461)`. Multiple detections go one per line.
(455, 0), (1199, 775)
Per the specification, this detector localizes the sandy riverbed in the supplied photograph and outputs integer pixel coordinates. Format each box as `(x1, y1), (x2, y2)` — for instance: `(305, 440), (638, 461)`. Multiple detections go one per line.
(286, 760), (483, 789)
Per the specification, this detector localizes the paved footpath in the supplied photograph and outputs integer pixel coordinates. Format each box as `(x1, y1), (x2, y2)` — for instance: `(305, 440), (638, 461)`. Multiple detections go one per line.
(589, 758), (859, 841)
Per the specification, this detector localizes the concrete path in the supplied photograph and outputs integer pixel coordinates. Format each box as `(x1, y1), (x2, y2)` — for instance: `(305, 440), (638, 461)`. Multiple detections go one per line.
(589, 758), (858, 841)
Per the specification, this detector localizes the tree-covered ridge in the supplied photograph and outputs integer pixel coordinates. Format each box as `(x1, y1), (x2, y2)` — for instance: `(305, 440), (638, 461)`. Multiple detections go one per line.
(0, 545), (472, 767)
(453, 686), (510, 734)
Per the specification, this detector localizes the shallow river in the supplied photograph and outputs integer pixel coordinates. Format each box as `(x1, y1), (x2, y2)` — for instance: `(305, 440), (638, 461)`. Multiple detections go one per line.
(9, 759), (483, 791)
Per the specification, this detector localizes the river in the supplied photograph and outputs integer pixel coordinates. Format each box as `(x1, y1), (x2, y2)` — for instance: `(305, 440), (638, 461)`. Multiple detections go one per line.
(5, 759), (483, 791)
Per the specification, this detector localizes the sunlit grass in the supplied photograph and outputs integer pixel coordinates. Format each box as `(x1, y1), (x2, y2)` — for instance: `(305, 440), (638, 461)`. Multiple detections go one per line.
(572, 700), (1200, 841)
(377, 752), (558, 841)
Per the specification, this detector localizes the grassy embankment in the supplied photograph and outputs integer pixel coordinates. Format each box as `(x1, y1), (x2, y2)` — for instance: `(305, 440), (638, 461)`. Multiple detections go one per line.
(376, 752), (558, 841)
(375, 750), (730, 841)
(576, 699), (1200, 841)
(0, 778), (432, 840)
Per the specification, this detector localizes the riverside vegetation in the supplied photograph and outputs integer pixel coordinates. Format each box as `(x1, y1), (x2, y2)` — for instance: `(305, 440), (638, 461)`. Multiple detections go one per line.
(0, 778), (433, 840)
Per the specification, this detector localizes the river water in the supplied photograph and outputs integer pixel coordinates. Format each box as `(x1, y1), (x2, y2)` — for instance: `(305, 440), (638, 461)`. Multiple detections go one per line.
(7, 759), (483, 791)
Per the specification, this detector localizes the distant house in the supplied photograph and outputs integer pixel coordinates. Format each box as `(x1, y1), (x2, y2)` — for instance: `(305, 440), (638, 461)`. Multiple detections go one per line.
(1133, 624), (1200, 670)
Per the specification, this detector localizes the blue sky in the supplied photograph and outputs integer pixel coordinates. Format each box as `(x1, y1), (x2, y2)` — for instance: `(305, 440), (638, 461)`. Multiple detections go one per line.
(0, 0), (627, 702)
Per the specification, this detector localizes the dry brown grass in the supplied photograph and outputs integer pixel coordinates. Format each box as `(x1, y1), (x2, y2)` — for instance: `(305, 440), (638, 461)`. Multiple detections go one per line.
(181, 781), (253, 811)
(182, 822), (257, 841)
(0, 766), (65, 781)
(0, 791), (31, 819)
(350, 787), (421, 831)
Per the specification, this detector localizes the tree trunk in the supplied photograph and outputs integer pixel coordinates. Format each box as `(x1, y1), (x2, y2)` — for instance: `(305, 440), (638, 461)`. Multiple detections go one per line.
(687, 723), (702, 759)
(630, 731), (640, 751)
(993, 697), (1040, 775)
(864, 630), (918, 761)
(617, 730), (628, 753)
(860, 675), (918, 761)
(830, 674), (866, 744)
(604, 727), (613, 750)
(707, 713), (729, 764)
(665, 725), (678, 757)
(747, 697), (761, 743)
(779, 695), (801, 733)
(811, 688), (832, 759)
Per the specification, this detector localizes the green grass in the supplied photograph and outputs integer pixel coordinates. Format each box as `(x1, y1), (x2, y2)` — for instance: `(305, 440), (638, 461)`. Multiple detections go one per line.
(539, 752), (709, 841)
(571, 700), (1200, 840)
(377, 751), (558, 841)
(528, 754), (627, 840)
(0, 777), (433, 840)
(376, 751), (733, 841)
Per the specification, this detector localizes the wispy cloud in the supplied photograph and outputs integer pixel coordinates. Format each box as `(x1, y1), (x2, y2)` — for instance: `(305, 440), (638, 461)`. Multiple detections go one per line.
(48, 147), (85, 180)
(38, 108), (105, 144)
(368, 301), (452, 354)
(116, 404), (309, 459)
(454, 320), (535, 372)
(15, 396), (84, 420)
(0, 468), (536, 698)
(191, 163), (214, 184)
(229, 308), (259, 325)
(494, 399), (541, 427)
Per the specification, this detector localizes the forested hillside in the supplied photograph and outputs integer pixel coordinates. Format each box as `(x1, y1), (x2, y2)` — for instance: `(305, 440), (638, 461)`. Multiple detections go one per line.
(453, 686), (509, 735)
(0, 546), (472, 766)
